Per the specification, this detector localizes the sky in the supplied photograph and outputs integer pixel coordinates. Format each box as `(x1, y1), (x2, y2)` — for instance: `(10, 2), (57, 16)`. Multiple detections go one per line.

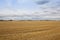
(0, 0), (60, 20)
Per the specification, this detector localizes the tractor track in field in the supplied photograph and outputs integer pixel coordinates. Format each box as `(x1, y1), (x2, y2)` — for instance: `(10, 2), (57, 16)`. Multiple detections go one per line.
(0, 26), (60, 36)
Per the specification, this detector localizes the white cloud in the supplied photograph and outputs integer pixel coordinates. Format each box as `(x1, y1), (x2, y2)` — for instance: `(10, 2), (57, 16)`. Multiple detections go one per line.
(0, 8), (35, 16)
(0, 0), (60, 20)
(0, 7), (60, 20)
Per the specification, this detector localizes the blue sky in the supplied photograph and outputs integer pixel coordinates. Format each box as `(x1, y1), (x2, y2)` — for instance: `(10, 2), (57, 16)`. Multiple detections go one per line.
(0, 0), (60, 20)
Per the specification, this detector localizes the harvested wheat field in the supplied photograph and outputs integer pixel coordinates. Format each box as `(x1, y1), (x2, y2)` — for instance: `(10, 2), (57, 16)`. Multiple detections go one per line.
(0, 21), (60, 40)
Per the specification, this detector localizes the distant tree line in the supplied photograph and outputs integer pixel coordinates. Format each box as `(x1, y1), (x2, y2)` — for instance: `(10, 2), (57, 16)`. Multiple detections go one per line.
(0, 20), (59, 21)
(0, 20), (13, 21)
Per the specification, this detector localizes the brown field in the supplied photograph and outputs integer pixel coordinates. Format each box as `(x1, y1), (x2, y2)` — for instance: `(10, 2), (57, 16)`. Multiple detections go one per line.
(0, 21), (60, 40)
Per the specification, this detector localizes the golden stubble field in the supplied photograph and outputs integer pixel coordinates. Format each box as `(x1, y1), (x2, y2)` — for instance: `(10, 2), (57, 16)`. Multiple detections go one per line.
(0, 21), (60, 40)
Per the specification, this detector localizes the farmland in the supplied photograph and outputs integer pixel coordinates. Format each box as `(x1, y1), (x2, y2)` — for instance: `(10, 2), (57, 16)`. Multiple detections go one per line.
(0, 21), (60, 40)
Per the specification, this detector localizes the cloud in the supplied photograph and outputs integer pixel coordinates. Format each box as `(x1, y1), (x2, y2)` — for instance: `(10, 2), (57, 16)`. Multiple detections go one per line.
(35, 0), (49, 5)
(0, 0), (60, 20)
(0, 8), (35, 16)
(34, 0), (60, 20)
